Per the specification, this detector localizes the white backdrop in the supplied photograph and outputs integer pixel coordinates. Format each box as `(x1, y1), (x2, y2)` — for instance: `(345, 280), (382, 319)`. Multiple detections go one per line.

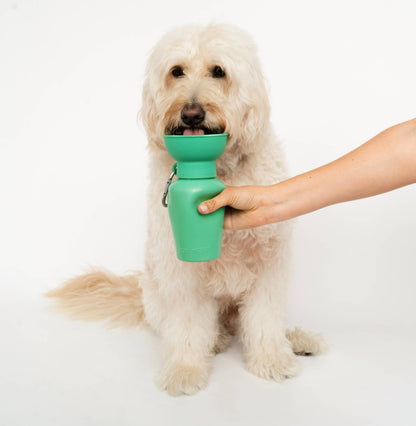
(1, 1), (415, 425)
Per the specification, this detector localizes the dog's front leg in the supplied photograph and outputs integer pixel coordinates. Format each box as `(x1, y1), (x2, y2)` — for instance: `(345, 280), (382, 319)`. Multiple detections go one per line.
(239, 261), (301, 382)
(153, 270), (218, 396)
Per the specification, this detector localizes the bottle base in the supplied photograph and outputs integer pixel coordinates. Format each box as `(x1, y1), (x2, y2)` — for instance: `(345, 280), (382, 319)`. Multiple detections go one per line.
(176, 247), (221, 262)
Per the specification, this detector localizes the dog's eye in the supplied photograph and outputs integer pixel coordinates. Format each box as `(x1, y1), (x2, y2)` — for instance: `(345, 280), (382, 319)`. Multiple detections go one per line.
(212, 66), (226, 78)
(171, 66), (185, 78)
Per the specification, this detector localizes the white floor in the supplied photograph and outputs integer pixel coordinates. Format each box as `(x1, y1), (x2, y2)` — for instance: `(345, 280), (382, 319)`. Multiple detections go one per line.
(1, 294), (415, 426)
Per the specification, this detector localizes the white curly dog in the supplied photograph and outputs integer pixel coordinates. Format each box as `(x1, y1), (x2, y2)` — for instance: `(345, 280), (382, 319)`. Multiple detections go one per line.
(48, 24), (327, 396)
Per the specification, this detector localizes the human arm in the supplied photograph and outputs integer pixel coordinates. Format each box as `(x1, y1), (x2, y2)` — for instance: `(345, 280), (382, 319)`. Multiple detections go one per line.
(198, 118), (416, 230)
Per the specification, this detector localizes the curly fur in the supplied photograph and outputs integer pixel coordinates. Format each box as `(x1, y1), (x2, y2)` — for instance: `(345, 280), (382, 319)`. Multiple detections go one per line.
(47, 24), (327, 396)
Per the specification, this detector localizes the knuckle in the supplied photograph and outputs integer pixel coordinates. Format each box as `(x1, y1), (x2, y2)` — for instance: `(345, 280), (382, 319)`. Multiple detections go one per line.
(205, 199), (215, 210)
(227, 189), (238, 205)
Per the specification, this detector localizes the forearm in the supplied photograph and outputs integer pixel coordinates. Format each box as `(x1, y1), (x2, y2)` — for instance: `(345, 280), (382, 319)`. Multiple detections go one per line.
(268, 118), (416, 222)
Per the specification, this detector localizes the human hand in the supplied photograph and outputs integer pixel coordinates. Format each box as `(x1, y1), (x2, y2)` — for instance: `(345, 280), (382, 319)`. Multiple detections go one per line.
(198, 186), (276, 230)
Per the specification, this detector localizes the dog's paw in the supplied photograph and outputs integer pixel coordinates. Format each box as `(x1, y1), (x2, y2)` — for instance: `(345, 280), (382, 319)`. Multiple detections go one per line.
(156, 362), (209, 396)
(246, 349), (301, 382)
(286, 327), (328, 356)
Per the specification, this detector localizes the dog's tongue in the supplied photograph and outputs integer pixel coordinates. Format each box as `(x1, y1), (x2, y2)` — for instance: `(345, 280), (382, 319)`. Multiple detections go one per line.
(183, 128), (204, 136)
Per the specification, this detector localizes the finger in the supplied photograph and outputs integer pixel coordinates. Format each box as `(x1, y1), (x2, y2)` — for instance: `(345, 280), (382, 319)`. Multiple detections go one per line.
(198, 188), (234, 214)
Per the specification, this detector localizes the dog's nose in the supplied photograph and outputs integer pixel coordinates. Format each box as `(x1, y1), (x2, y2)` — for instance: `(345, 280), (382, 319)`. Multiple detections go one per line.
(181, 103), (205, 126)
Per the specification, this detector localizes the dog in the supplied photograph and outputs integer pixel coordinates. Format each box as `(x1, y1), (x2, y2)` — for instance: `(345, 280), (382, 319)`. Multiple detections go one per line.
(47, 24), (327, 396)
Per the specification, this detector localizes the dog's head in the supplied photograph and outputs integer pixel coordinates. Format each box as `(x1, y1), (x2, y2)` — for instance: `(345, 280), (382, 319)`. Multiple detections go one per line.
(141, 24), (270, 154)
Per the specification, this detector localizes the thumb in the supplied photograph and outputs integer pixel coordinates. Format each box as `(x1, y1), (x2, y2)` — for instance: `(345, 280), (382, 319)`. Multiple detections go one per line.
(198, 188), (234, 214)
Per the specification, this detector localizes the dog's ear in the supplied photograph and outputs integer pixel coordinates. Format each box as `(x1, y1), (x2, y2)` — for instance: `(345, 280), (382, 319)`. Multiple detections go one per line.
(140, 78), (161, 146)
(238, 69), (271, 153)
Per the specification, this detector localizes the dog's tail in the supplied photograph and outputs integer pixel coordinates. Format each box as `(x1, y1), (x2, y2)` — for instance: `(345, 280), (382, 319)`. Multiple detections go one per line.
(45, 269), (145, 328)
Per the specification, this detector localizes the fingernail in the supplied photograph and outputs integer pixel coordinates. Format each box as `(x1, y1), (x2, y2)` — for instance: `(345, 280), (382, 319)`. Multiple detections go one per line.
(199, 204), (208, 213)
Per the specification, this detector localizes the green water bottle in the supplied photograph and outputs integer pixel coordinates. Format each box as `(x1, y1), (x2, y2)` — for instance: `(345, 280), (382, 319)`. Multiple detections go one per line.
(162, 133), (227, 262)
